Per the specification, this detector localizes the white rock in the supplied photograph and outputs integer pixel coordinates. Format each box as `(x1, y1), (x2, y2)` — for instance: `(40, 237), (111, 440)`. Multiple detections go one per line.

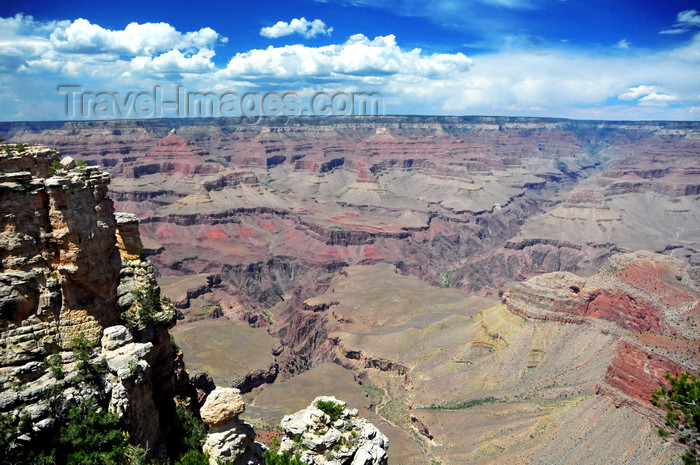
(278, 397), (388, 465)
(101, 325), (132, 351)
(60, 156), (75, 169)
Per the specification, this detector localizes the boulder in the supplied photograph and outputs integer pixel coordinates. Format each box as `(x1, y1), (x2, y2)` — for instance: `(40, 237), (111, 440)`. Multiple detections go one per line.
(101, 325), (133, 351)
(200, 387), (245, 428)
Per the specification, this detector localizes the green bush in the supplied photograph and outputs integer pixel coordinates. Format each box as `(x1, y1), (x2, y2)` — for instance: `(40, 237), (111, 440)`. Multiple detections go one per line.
(175, 449), (210, 465)
(58, 400), (135, 465)
(263, 449), (308, 465)
(48, 159), (62, 176)
(314, 400), (344, 422)
(72, 332), (101, 383)
(43, 353), (64, 380)
(176, 401), (208, 452)
(652, 371), (700, 464)
(0, 412), (55, 464)
(0, 398), (147, 465)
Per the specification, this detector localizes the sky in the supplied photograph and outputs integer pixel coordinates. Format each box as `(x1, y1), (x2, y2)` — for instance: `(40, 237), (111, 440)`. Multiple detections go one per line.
(1, 0), (699, 121)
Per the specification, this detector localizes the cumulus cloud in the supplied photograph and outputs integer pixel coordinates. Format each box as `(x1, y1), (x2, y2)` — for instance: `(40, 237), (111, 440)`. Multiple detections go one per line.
(618, 85), (657, 100)
(639, 92), (678, 106)
(219, 34), (471, 82)
(260, 18), (333, 39)
(0, 14), (222, 79)
(1, 13), (700, 121)
(617, 85), (679, 108)
(130, 49), (216, 77)
(660, 9), (700, 34)
(49, 18), (221, 56)
(615, 39), (630, 49)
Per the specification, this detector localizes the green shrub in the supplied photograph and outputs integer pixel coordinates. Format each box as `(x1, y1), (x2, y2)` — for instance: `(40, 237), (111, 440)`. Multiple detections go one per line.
(58, 399), (140, 465)
(122, 285), (165, 329)
(175, 449), (210, 465)
(48, 159), (62, 176)
(0, 412), (55, 464)
(314, 400), (344, 422)
(0, 398), (146, 465)
(651, 371), (700, 464)
(263, 449), (308, 465)
(72, 332), (101, 383)
(176, 400), (208, 452)
(43, 353), (64, 380)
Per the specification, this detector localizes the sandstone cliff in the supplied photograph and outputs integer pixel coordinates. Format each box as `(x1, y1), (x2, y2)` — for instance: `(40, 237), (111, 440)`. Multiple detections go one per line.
(0, 145), (188, 459)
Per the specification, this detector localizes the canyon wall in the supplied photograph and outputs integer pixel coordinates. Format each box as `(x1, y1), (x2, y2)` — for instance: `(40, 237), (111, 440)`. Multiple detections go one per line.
(3, 117), (698, 327)
(0, 146), (188, 456)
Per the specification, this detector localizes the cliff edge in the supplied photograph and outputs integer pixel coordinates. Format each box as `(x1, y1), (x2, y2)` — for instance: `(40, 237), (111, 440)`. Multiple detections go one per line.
(0, 145), (188, 459)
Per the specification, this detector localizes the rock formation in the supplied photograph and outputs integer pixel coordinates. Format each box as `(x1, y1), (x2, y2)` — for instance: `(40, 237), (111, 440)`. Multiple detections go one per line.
(257, 254), (697, 464)
(0, 145), (188, 458)
(200, 387), (263, 465)
(276, 396), (388, 465)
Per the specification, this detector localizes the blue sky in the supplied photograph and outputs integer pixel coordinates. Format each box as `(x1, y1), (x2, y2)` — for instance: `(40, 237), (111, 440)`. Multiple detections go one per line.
(1, 0), (699, 120)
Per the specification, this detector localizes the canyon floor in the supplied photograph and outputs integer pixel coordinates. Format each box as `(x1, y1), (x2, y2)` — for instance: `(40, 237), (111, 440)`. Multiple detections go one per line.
(2, 116), (699, 464)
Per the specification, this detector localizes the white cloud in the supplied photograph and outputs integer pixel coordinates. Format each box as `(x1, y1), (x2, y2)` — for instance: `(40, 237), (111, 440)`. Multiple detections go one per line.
(639, 92), (678, 107)
(0, 14), (222, 80)
(1, 14), (699, 121)
(130, 49), (216, 77)
(615, 39), (630, 49)
(49, 19), (222, 56)
(672, 32), (700, 61)
(219, 34), (471, 81)
(260, 18), (333, 39)
(660, 9), (700, 34)
(617, 85), (679, 107)
(618, 85), (656, 100)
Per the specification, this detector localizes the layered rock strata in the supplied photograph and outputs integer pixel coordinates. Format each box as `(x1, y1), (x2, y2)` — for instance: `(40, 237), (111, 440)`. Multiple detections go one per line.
(0, 146), (186, 456)
(5, 117), (698, 325)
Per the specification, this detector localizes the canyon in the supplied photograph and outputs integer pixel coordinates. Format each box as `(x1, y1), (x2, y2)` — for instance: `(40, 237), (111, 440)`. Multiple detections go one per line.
(1, 116), (699, 464)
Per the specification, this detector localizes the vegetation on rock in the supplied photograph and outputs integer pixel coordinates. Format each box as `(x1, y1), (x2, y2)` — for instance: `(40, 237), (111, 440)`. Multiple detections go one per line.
(175, 399), (209, 453)
(651, 371), (700, 464)
(314, 399), (344, 422)
(0, 398), (144, 465)
(174, 449), (210, 465)
(263, 449), (308, 465)
(122, 285), (173, 329)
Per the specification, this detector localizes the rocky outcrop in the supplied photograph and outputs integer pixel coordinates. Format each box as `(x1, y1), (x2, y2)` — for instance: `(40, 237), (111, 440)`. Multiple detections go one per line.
(604, 340), (692, 404)
(1, 146), (119, 362)
(502, 250), (699, 406)
(200, 387), (263, 465)
(200, 387), (246, 427)
(502, 251), (699, 337)
(115, 212), (144, 261)
(276, 396), (388, 465)
(0, 146), (189, 457)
